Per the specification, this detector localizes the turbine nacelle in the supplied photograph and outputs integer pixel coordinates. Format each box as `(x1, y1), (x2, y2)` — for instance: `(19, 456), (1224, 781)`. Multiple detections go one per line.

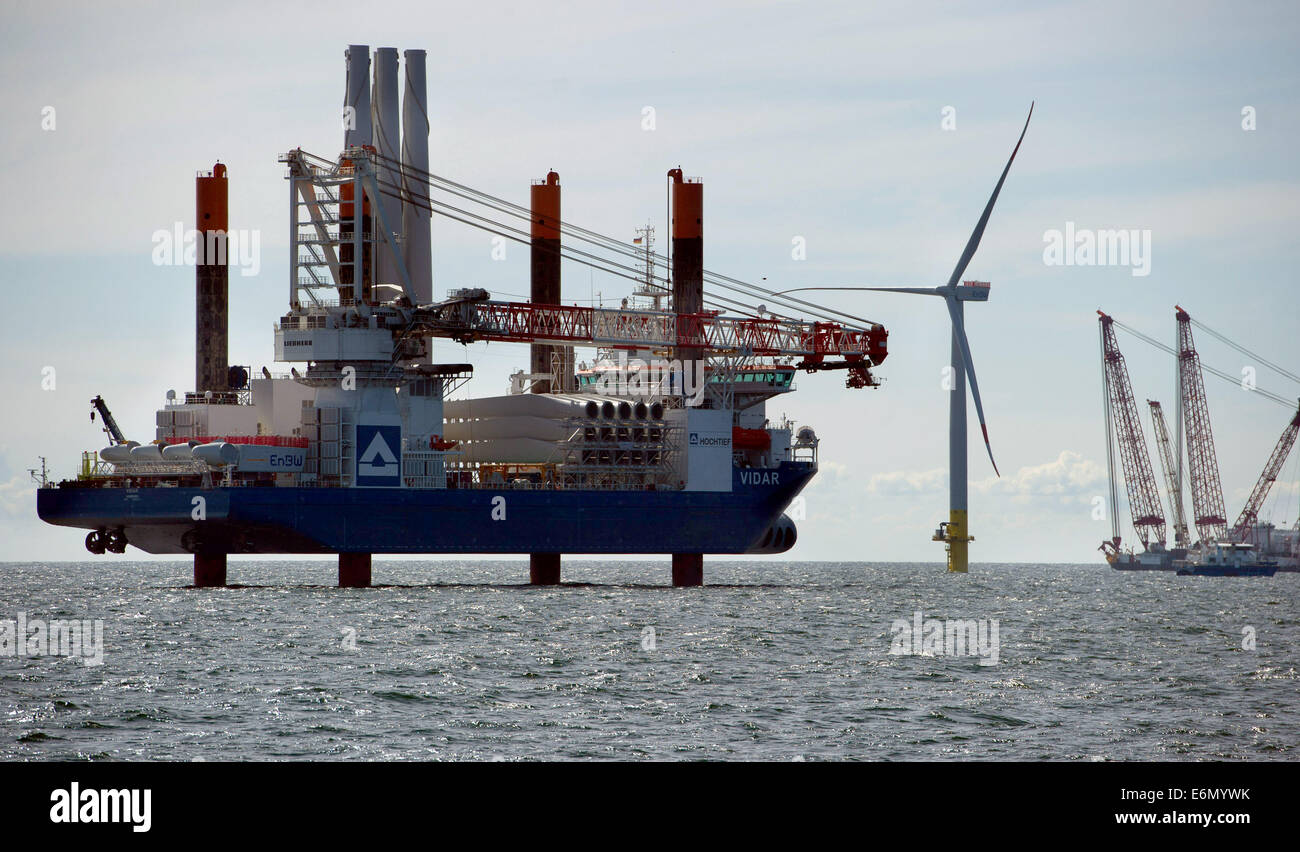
(954, 281), (991, 302)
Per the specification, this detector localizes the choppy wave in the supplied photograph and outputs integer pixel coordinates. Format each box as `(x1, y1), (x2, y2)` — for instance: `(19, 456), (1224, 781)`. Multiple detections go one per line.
(0, 560), (1295, 761)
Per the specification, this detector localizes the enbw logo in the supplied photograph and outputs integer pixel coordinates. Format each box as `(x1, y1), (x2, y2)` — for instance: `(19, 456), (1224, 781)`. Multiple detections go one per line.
(356, 424), (401, 487)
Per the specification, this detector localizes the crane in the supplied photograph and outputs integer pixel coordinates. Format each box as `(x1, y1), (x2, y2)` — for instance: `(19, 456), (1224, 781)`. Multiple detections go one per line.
(1176, 306), (1228, 542)
(1104, 308), (1299, 550)
(1147, 400), (1190, 548)
(89, 395), (126, 445)
(1230, 401), (1300, 543)
(404, 292), (889, 387)
(1098, 311), (1166, 555)
(281, 147), (891, 389)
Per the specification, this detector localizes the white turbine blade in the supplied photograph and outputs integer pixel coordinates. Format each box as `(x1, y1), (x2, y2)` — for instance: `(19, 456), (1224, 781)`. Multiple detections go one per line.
(855, 286), (946, 297)
(945, 102), (1034, 290)
(771, 286), (944, 297)
(947, 295), (1000, 477)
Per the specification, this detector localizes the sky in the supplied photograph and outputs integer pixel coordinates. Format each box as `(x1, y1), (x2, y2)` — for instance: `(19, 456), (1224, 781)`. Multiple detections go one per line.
(2, 0), (1299, 563)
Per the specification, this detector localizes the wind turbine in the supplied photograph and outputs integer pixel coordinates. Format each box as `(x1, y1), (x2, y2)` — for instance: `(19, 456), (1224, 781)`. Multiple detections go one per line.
(774, 104), (1032, 572)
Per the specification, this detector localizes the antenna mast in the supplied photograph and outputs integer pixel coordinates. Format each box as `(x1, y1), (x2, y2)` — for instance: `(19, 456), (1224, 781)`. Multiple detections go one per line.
(631, 224), (662, 311)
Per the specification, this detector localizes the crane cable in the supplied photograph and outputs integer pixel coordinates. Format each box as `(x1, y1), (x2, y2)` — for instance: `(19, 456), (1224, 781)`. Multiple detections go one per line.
(370, 151), (881, 330)
(1111, 318), (1294, 408)
(1189, 317), (1300, 386)
(1272, 447), (1300, 528)
(370, 171), (828, 321)
(369, 175), (769, 320)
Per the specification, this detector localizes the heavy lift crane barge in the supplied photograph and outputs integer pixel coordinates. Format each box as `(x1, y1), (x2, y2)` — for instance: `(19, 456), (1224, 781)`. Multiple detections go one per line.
(1098, 306), (1300, 568)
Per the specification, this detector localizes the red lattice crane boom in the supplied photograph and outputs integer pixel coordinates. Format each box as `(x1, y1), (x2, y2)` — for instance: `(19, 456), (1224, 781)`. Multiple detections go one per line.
(1147, 399), (1190, 547)
(1231, 402), (1300, 543)
(410, 295), (889, 387)
(1098, 311), (1166, 548)
(1176, 306), (1228, 542)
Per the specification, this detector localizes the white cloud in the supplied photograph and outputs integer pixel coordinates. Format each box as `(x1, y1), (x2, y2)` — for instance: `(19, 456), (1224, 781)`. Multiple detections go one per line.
(866, 466), (949, 497)
(807, 449), (1106, 517)
(844, 449), (1107, 502)
(977, 450), (1108, 499)
(0, 472), (36, 520)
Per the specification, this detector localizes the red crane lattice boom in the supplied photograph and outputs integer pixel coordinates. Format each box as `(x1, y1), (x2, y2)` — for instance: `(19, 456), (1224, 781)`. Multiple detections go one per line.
(412, 298), (889, 386)
(1176, 306), (1228, 542)
(1231, 402), (1300, 543)
(1098, 312), (1166, 547)
(1148, 399), (1190, 547)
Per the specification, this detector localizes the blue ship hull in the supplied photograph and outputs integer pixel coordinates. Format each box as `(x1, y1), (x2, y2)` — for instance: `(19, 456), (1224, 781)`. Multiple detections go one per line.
(37, 462), (814, 555)
(1175, 563), (1278, 577)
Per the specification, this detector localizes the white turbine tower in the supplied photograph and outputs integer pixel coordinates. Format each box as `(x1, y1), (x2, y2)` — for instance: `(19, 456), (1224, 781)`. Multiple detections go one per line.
(777, 104), (1032, 572)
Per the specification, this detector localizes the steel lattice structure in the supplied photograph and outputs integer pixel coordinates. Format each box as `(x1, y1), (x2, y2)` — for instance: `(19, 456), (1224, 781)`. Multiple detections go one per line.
(409, 298), (888, 383)
(1231, 404), (1300, 542)
(1098, 313), (1166, 546)
(1147, 400), (1190, 547)
(1176, 307), (1228, 541)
